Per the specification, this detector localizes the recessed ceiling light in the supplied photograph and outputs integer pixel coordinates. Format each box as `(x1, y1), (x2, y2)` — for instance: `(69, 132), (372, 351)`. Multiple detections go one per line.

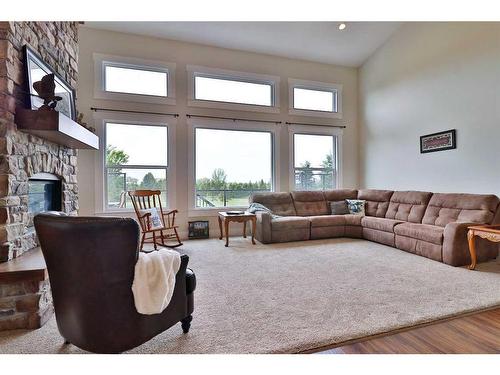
(338, 23), (346, 30)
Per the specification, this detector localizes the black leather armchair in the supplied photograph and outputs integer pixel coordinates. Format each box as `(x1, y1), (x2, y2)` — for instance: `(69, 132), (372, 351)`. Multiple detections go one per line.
(34, 213), (196, 353)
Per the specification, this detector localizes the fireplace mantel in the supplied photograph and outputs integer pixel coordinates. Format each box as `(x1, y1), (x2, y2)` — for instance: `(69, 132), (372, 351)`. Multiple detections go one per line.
(15, 108), (99, 150)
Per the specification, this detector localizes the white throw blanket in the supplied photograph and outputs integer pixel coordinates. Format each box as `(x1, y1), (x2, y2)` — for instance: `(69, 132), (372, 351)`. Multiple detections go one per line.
(132, 249), (181, 315)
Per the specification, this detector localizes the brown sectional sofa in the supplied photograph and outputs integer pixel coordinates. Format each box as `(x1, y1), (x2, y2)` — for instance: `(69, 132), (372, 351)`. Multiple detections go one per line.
(249, 189), (500, 267)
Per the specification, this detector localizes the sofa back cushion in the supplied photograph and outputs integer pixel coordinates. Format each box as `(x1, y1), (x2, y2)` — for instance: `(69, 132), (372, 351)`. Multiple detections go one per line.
(291, 191), (329, 216)
(249, 192), (296, 216)
(323, 189), (358, 202)
(385, 191), (432, 223)
(422, 193), (500, 227)
(357, 189), (394, 217)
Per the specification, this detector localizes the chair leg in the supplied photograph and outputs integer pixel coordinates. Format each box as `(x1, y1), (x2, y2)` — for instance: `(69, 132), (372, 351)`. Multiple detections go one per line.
(139, 233), (145, 251)
(181, 315), (193, 334)
(152, 231), (158, 250)
(63, 339), (70, 345)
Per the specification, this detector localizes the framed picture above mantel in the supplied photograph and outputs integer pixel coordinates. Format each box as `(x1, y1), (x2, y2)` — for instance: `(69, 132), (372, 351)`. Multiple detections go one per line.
(23, 45), (76, 120)
(420, 129), (456, 153)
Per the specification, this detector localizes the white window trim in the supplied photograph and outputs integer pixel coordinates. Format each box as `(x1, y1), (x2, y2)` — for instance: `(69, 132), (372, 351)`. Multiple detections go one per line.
(93, 53), (176, 105)
(187, 117), (281, 217)
(93, 110), (177, 215)
(288, 78), (343, 119)
(187, 65), (280, 114)
(288, 124), (343, 191)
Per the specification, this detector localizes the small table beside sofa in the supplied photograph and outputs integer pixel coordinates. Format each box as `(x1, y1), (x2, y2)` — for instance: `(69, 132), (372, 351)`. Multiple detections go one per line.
(250, 189), (500, 267)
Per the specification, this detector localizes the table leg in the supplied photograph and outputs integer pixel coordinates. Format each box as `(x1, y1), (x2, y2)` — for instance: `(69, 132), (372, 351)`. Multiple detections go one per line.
(251, 217), (256, 245)
(467, 230), (477, 270)
(243, 221), (247, 238)
(224, 220), (230, 247)
(218, 216), (223, 240)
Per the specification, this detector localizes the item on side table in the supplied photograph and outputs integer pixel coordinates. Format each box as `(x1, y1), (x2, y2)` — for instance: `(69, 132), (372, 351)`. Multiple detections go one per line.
(346, 199), (366, 216)
(129, 190), (182, 250)
(218, 211), (257, 247)
(33, 212), (196, 354)
(330, 200), (349, 215)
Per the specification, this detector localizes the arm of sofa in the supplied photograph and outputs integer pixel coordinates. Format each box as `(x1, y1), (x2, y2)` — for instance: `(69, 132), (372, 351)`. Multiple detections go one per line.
(255, 211), (272, 244)
(443, 222), (499, 266)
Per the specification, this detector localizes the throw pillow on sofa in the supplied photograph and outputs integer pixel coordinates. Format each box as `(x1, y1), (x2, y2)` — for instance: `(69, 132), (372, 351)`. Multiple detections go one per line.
(346, 199), (366, 216)
(330, 200), (350, 215)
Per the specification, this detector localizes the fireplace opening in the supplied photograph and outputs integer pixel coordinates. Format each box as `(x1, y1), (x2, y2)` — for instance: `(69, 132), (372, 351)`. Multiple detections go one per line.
(28, 173), (62, 219)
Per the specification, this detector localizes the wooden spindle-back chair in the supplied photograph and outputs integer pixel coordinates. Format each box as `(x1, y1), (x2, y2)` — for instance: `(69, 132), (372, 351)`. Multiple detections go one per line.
(128, 190), (182, 251)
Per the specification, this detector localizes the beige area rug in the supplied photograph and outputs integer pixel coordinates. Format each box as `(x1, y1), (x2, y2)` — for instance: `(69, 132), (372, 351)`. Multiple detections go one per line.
(1, 238), (500, 354)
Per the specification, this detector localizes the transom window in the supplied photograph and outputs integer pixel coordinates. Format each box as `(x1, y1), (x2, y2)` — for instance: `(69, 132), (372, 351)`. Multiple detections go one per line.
(293, 87), (336, 112)
(194, 75), (273, 106)
(104, 64), (168, 97)
(105, 122), (168, 210)
(293, 133), (337, 191)
(289, 78), (342, 118)
(187, 65), (279, 113)
(195, 128), (273, 208)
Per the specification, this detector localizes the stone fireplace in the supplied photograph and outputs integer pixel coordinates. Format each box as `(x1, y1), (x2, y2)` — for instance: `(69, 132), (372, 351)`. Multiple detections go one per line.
(0, 22), (79, 330)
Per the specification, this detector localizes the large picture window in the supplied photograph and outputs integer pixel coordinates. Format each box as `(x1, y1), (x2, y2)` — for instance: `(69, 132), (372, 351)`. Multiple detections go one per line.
(105, 122), (168, 210)
(194, 128), (273, 208)
(293, 133), (337, 191)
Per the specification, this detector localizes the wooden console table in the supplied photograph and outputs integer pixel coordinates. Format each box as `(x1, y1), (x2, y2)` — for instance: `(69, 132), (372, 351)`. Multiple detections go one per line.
(218, 212), (256, 247)
(467, 225), (500, 270)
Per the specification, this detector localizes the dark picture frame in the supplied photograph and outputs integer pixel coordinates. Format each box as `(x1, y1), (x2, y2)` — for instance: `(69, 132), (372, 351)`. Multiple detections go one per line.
(188, 220), (210, 239)
(22, 45), (76, 120)
(420, 129), (456, 154)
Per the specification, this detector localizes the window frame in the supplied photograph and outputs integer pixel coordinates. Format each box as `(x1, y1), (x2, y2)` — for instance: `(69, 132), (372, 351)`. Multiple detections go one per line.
(187, 65), (280, 113)
(93, 111), (177, 214)
(288, 78), (343, 118)
(94, 53), (176, 105)
(288, 124), (343, 191)
(187, 118), (280, 216)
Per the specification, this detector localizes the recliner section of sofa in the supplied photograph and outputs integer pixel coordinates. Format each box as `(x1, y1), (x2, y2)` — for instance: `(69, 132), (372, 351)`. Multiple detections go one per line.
(249, 189), (500, 266)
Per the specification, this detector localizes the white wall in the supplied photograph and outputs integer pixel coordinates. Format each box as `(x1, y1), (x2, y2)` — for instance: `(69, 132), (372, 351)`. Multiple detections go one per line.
(76, 26), (359, 237)
(359, 22), (500, 195)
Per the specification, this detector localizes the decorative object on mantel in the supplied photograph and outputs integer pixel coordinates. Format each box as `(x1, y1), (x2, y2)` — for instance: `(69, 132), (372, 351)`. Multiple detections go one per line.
(420, 129), (456, 153)
(23, 45), (76, 120)
(76, 111), (96, 133)
(32, 73), (62, 110)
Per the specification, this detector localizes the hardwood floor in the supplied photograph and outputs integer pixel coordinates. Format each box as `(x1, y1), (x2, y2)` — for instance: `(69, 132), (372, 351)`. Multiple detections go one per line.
(315, 308), (500, 354)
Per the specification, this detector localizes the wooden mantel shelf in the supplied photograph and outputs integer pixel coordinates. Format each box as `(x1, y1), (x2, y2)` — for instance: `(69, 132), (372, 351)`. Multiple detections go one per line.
(15, 108), (99, 150)
(0, 247), (47, 283)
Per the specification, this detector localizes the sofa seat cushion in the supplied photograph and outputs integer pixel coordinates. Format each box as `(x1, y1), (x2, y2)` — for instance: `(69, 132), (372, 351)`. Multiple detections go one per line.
(271, 216), (310, 231)
(361, 216), (403, 233)
(394, 222), (444, 245)
(310, 215), (345, 227)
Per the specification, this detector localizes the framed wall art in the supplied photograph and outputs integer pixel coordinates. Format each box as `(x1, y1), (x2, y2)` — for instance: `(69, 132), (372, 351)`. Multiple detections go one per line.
(420, 129), (456, 153)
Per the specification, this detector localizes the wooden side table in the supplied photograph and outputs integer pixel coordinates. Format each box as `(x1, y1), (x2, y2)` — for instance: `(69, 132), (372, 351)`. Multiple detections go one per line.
(218, 212), (257, 247)
(467, 225), (500, 270)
